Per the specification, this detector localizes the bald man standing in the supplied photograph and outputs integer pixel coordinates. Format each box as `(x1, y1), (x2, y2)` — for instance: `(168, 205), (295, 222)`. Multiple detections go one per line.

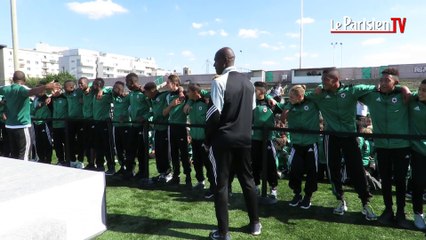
(205, 47), (261, 240)
(0, 71), (60, 160)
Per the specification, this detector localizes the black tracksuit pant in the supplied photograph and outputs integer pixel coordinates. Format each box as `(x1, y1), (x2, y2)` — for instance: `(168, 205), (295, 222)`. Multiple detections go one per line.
(81, 121), (96, 166)
(154, 129), (170, 174)
(209, 146), (259, 234)
(7, 127), (31, 160)
(376, 147), (410, 213)
(0, 122), (10, 157)
(68, 120), (85, 162)
(168, 125), (191, 177)
(251, 140), (278, 188)
(114, 126), (130, 167)
(94, 121), (114, 170)
(126, 126), (147, 177)
(52, 127), (66, 163)
(325, 135), (372, 205)
(288, 143), (318, 197)
(34, 123), (52, 164)
(412, 150), (426, 214)
(192, 139), (214, 185)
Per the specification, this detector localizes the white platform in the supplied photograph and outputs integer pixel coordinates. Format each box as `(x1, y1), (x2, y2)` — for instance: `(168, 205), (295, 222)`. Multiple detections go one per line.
(0, 158), (106, 240)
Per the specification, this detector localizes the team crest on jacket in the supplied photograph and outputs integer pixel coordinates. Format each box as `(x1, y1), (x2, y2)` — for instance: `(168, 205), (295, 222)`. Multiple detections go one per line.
(304, 105), (309, 111)
(199, 106), (203, 111)
(156, 98), (160, 102)
(263, 107), (268, 113)
(340, 93), (346, 98)
(392, 97), (397, 103)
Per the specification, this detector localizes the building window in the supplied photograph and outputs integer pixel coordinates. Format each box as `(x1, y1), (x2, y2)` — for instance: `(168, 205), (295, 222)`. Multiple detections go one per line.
(26, 60), (30, 64)
(27, 67), (31, 71)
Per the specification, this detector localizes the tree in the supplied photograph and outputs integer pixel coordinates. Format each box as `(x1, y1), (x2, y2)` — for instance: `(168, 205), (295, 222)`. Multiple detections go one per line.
(25, 72), (76, 88)
(44, 72), (76, 85)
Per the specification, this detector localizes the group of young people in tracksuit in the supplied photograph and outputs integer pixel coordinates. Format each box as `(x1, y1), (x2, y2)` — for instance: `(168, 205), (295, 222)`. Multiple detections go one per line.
(31, 77), (116, 173)
(272, 67), (426, 230)
(6, 66), (425, 231)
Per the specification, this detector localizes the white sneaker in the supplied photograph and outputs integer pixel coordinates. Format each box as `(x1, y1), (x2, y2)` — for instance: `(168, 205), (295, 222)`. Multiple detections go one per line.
(362, 203), (377, 221)
(75, 161), (84, 169)
(414, 213), (426, 230)
(270, 188), (278, 199)
(70, 161), (84, 169)
(333, 200), (348, 215)
(164, 173), (173, 183)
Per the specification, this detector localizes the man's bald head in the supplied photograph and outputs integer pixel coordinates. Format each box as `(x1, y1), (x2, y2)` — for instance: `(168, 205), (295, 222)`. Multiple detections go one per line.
(13, 70), (26, 83)
(214, 47), (236, 74)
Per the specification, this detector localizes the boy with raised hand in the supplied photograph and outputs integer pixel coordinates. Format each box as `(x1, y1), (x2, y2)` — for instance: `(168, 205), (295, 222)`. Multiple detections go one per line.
(78, 77), (96, 169)
(409, 79), (426, 230)
(281, 84), (320, 209)
(359, 68), (411, 228)
(112, 81), (131, 175)
(143, 81), (172, 183)
(92, 78), (115, 174)
(64, 80), (84, 168)
(163, 74), (192, 186)
(251, 81), (281, 200)
(125, 73), (151, 180)
(32, 86), (53, 164)
(186, 83), (214, 192)
(0, 70), (60, 160)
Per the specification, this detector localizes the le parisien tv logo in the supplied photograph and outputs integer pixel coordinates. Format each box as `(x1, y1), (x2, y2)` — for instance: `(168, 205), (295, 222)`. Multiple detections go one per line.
(330, 16), (406, 34)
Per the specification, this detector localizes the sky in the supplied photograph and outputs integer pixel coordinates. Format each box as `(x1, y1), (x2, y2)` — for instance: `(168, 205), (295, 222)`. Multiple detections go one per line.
(1, 0), (426, 74)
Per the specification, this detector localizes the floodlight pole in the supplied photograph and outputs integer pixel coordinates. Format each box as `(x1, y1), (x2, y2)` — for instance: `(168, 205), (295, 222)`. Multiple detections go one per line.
(10, 0), (19, 71)
(299, 0), (303, 69)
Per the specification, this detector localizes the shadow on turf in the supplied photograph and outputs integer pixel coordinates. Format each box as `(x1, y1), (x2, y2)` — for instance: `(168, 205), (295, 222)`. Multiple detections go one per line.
(263, 199), (422, 232)
(106, 176), (421, 233)
(167, 190), (421, 233)
(106, 175), (214, 202)
(106, 213), (246, 239)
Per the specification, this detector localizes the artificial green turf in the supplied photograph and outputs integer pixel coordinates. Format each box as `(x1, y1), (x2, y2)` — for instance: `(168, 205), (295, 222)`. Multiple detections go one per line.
(96, 160), (424, 240)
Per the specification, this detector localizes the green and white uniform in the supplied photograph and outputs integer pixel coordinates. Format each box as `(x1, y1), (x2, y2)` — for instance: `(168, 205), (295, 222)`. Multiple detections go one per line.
(150, 91), (168, 131)
(66, 89), (84, 119)
(112, 94), (131, 127)
(409, 95), (426, 156)
(305, 83), (375, 202)
(359, 89), (410, 148)
(307, 84), (375, 133)
(52, 94), (68, 129)
(188, 99), (208, 140)
(0, 84), (31, 160)
(0, 84), (31, 128)
(129, 90), (151, 126)
(282, 99), (320, 146)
